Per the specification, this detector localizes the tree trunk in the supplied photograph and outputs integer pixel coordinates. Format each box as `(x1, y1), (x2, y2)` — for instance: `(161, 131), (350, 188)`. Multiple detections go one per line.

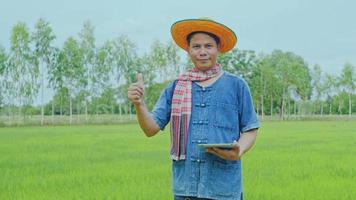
(270, 96), (273, 117)
(41, 64), (44, 126)
(8, 106), (12, 126)
(69, 96), (72, 125)
(85, 100), (88, 123)
(349, 93), (352, 117)
(260, 94), (264, 119)
(96, 104), (99, 116)
(18, 95), (22, 125)
(119, 103), (122, 121)
(299, 101), (303, 117)
(287, 99), (291, 118)
(255, 102), (260, 117)
(60, 95), (63, 116)
(52, 101), (54, 124)
(280, 92), (285, 120)
(77, 102), (80, 123)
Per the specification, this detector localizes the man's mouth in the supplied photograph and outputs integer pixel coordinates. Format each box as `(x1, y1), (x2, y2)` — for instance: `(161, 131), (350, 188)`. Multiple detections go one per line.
(198, 59), (209, 62)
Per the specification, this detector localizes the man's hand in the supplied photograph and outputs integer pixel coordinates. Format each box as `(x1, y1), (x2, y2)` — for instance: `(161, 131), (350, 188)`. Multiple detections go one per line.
(206, 142), (242, 161)
(127, 72), (160, 137)
(206, 129), (258, 161)
(128, 73), (145, 106)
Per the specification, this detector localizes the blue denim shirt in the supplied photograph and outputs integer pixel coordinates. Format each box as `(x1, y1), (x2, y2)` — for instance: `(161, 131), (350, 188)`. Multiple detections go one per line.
(151, 72), (260, 200)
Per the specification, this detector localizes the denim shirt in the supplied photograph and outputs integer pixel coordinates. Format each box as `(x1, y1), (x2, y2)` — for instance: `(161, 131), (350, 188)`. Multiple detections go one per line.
(151, 72), (260, 200)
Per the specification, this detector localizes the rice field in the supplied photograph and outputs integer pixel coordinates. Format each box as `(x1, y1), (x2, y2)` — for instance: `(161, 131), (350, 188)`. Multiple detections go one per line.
(0, 121), (355, 199)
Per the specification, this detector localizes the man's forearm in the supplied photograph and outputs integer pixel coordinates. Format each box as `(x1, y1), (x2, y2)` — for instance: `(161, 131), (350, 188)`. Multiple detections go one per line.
(237, 129), (257, 156)
(134, 103), (160, 137)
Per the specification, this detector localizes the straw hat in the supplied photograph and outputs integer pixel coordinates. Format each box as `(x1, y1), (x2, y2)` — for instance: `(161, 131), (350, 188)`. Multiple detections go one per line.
(171, 18), (237, 53)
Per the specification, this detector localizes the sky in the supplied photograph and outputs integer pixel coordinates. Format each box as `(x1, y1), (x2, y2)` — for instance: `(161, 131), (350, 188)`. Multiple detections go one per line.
(1, 0), (356, 76)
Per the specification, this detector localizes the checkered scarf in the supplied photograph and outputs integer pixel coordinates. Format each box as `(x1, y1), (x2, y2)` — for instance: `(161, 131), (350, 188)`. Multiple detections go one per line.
(170, 64), (221, 160)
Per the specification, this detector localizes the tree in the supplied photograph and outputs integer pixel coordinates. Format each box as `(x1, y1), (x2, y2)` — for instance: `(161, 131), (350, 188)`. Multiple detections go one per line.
(0, 46), (8, 111)
(79, 21), (96, 121)
(218, 49), (257, 83)
(8, 22), (39, 122)
(251, 53), (281, 117)
(333, 75), (344, 115)
(311, 64), (327, 115)
(323, 73), (337, 115)
(162, 40), (181, 80)
(61, 37), (84, 125)
(91, 87), (116, 115)
(48, 47), (66, 119)
(32, 18), (56, 125)
(252, 50), (311, 119)
(339, 63), (355, 117)
(91, 41), (115, 114)
(111, 36), (138, 118)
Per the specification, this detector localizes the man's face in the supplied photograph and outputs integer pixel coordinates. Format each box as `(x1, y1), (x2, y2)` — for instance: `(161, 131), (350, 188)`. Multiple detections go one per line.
(187, 33), (219, 71)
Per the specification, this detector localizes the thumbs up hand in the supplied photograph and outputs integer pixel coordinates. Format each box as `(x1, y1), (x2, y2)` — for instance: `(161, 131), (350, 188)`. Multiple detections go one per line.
(136, 73), (144, 86)
(128, 73), (145, 106)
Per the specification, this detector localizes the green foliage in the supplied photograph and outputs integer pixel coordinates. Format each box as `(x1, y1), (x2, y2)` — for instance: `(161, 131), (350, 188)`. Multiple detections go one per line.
(32, 18), (56, 63)
(0, 46), (8, 109)
(8, 22), (39, 107)
(90, 88), (117, 114)
(61, 37), (85, 98)
(340, 63), (355, 92)
(218, 49), (257, 83)
(0, 19), (355, 124)
(49, 87), (70, 115)
(250, 50), (313, 118)
(32, 18), (57, 124)
(145, 80), (172, 111)
(0, 45), (7, 74)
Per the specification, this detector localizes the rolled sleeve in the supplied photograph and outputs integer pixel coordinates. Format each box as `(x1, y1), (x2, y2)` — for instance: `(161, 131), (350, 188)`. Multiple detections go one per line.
(150, 81), (176, 131)
(238, 80), (260, 133)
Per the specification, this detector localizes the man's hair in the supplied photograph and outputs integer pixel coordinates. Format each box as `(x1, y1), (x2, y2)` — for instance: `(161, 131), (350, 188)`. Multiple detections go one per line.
(186, 31), (220, 47)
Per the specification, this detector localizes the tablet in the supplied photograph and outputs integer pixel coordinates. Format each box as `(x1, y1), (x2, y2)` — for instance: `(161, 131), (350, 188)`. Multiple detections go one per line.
(198, 143), (235, 149)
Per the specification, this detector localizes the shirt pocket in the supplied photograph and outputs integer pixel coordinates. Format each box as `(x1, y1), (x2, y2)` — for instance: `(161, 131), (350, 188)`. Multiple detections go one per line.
(209, 159), (241, 197)
(213, 102), (238, 130)
(172, 160), (186, 193)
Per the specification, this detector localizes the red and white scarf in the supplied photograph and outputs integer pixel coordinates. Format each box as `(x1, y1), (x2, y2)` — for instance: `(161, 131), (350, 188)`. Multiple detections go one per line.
(170, 65), (221, 160)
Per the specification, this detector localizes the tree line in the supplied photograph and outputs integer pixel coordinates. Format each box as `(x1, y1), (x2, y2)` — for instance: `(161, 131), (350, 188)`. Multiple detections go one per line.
(0, 19), (355, 125)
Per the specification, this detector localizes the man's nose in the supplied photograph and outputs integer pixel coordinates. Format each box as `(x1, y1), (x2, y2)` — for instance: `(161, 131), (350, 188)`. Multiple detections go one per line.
(198, 48), (208, 56)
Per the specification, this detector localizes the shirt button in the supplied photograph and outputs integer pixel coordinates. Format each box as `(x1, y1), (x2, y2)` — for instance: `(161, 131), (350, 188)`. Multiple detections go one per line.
(197, 159), (200, 163)
(199, 120), (203, 124)
(201, 103), (205, 107)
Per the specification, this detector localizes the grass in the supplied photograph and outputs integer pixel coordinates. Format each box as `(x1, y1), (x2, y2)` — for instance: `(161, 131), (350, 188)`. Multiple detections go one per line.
(244, 121), (356, 200)
(0, 114), (137, 127)
(0, 121), (355, 199)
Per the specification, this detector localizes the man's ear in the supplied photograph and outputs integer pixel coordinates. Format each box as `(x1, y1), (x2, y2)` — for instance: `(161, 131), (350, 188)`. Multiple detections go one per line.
(217, 47), (222, 55)
(186, 47), (192, 57)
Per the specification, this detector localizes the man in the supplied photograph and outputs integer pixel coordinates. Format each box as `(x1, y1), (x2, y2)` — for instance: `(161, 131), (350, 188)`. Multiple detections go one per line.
(128, 18), (260, 200)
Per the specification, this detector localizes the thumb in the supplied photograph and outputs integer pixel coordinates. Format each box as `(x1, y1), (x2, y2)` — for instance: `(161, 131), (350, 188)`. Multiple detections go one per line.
(136, 73), (144, 85)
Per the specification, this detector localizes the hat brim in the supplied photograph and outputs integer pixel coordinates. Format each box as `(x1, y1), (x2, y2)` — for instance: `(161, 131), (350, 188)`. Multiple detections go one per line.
(171, 19), (237, 53)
